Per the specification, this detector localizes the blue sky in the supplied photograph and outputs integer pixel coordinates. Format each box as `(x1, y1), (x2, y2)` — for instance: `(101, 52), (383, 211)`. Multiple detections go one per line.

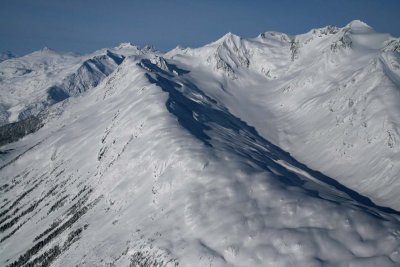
(1, 0), (399, 55)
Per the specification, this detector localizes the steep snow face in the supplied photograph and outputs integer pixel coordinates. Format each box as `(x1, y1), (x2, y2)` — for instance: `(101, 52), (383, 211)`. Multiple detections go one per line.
(165, 20), (400, 210)
(1, 50), (400, 267)
(0, 45), (153, 126)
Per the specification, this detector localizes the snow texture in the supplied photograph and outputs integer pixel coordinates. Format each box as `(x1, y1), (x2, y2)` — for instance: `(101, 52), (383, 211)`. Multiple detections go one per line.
(0, 51), (16, 63)
(1, 20), (400, 267)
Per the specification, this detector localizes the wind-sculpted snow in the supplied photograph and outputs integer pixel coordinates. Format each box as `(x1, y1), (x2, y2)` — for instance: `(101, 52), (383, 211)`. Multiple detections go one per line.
(143, 61), (399, 216)
(1, 21), (400, 266)
(165, 20), (400, 210)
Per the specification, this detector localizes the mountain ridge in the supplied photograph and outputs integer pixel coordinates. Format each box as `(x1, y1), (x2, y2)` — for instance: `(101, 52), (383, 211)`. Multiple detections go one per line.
(1, 21), (400, 266)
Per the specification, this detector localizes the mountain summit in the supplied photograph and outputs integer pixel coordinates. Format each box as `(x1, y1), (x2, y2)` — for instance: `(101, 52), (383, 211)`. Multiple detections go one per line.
(1, 22), (400, 267)
(346, 19), (373, 29)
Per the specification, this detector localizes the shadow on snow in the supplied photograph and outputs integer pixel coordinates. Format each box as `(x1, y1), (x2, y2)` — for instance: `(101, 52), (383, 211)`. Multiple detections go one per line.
(142, 60), (400, 219)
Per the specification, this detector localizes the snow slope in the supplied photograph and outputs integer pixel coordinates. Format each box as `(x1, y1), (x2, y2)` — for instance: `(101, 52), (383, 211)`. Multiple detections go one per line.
(0, 52), (15, 63)
(0, 44), (156, 126)
(166, 20), (400, 209)
(1, 21), (400, 266)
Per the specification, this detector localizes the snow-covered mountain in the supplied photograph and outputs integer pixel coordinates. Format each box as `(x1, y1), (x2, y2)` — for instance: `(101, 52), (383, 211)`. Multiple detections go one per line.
(165, 20), (400, 210)
(0, 44), (156, 126)
(1, 20), (400, 267)
(0, 51), (16, 63)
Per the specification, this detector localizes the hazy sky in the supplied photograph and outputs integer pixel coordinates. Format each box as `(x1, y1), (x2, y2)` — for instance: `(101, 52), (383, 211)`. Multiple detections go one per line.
(1, 0), (399, 55)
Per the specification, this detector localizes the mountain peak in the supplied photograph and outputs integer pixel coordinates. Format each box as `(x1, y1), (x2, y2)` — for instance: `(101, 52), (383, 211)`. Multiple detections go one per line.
(258, 31), (292, 43)
(40, 46), (55, 52)
(213, 32), (241, 45)
(142, 44), (156, 52)
(117, 42), (138, 49)
(345, 20), (373, 30)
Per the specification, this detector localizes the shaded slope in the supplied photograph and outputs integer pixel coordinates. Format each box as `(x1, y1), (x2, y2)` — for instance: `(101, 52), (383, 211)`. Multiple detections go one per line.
(1, 55), (400, 266)
(143, 59), (400, 216)
(0, 44), (152, 126)
(165, 20), (400, 209)
(1, 22), (400, 266)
